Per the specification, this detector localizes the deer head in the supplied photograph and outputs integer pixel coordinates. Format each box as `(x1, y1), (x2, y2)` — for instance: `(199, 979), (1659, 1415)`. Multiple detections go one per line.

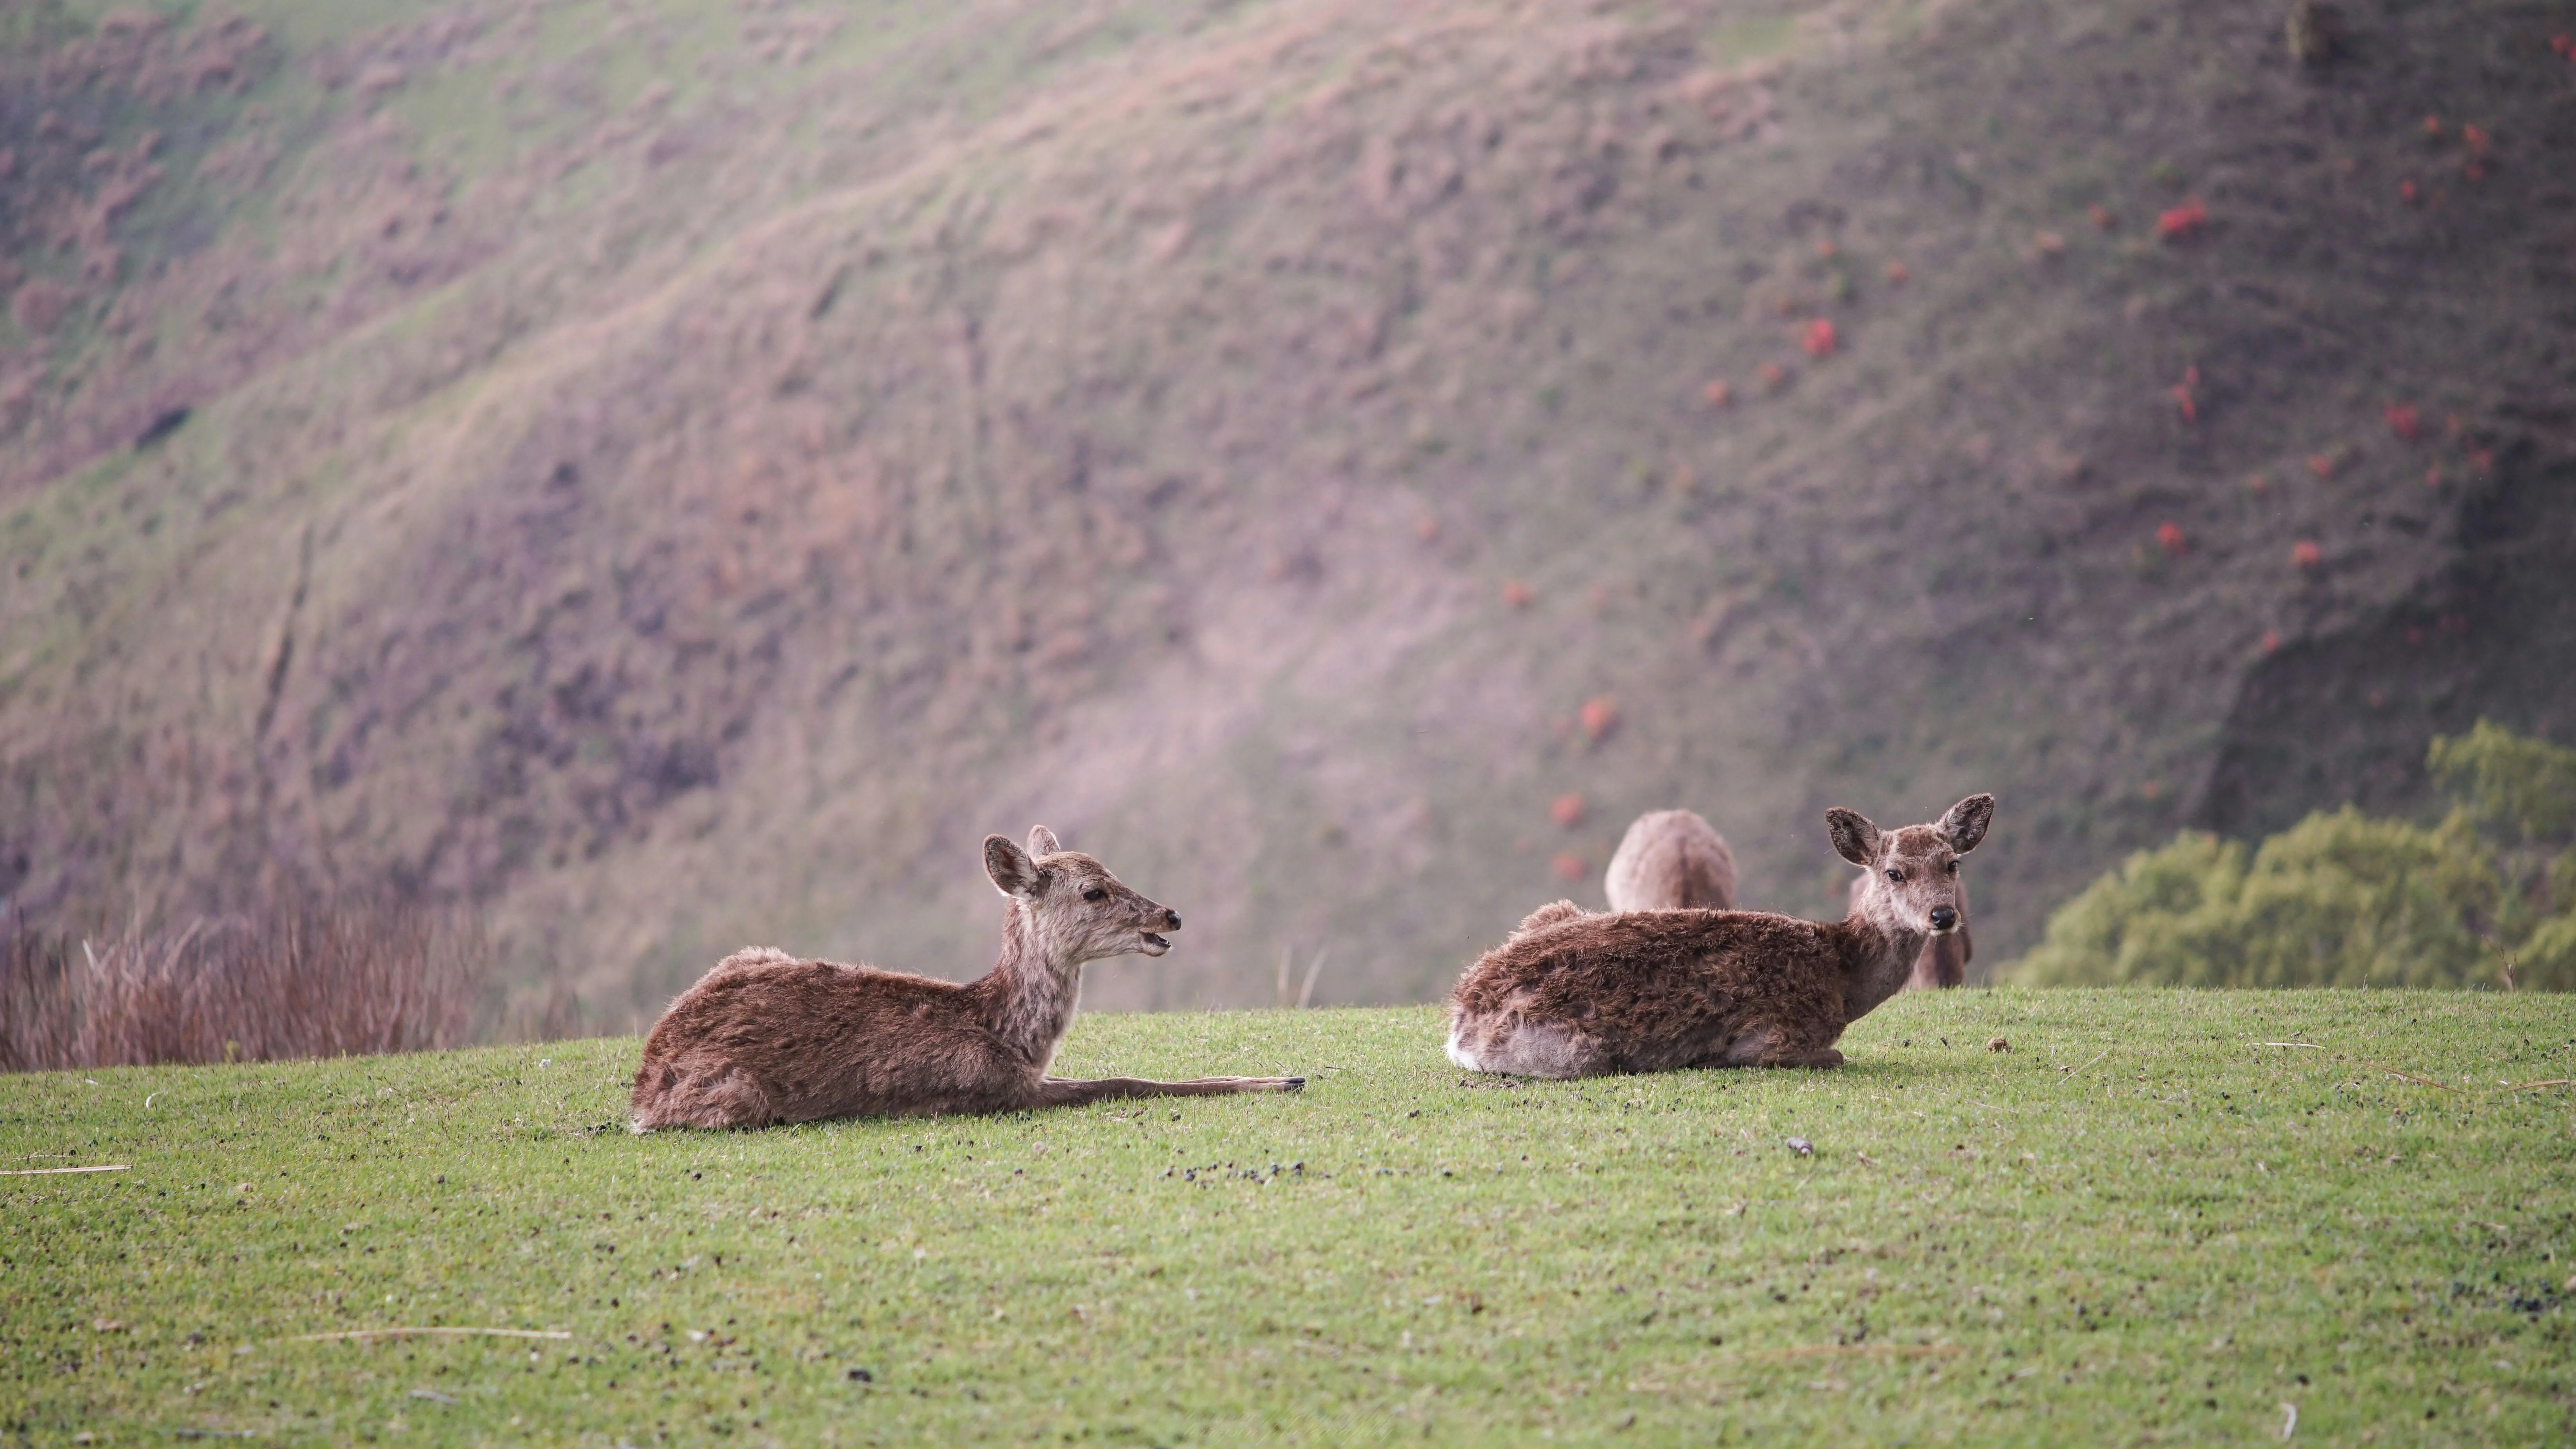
(1828, 794), (1993, 941)
(984, 826), (1183, 964)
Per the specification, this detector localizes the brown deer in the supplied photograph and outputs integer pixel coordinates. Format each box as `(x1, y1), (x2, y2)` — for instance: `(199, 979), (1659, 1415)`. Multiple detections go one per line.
(1603, 808), (1737, 912)
(1850, 869), (1970, 988)
(630, 827), (1304, 1129)
(1446, 795), (1992, 1077)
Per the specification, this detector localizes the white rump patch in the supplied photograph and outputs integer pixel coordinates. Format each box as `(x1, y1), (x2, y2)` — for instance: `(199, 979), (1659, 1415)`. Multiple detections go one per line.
(1444, 1024), (1483, 1073)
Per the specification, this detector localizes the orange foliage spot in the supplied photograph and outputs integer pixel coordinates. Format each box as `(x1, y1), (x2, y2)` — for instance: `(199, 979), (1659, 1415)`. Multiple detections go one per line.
(2171, 385), (2196, 423)
(1551, 852), (1588, 883)
(2306, 453), (2337, 480)
(2156, 522), (2186, 557)
(2470, 448), (2494, 476)
(2261, 630), (2282, 654)
(1579, 696), (1621, 741)
(2400, 178), (2418, 202)
(1757, 361), (1789, 392)
(2245, 472), (2270, 493)
(2384, 403), (2421, 441)
(1703, 379), (1732, 409)
(2033, 230), (2065, 256)
(1884, 260), (1910, 285)
(1550, 793), (1587, 829)
(2461, 124), (2490, 156)
(2424, 115), (2443, 136)
(1416, 515), (1442, 541)
(1501, 580), (1535, 609)
(2291, 540), (2322, 569)
(1801, 318), (1837, 357)
(2155, 197), (2207, 241)
(1814, 237), (1839, 258)
(2087, 205), (2115, 231)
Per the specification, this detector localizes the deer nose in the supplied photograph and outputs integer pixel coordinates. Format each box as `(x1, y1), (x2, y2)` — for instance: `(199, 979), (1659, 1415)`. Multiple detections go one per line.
(1163, 909), (1182, 930)
(1930, 906), (1958, 932)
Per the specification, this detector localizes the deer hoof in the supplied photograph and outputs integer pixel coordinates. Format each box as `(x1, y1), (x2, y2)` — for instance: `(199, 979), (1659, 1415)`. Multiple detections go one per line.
(1282, 1076), (1308, 1091)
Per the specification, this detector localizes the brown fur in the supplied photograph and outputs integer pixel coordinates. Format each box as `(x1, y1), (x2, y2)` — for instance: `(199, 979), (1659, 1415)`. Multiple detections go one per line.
(1850, 870), (1971, 988)
(629, 827), (1303, 1129)
(1602, 808), (1737, 912)
(1446, 796), (1992, 1077)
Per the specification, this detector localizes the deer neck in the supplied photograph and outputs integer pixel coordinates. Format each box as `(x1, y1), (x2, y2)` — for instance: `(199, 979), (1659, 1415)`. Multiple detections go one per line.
(971, 901), (1086, 1073)
(1825, 909), (1928, 1025)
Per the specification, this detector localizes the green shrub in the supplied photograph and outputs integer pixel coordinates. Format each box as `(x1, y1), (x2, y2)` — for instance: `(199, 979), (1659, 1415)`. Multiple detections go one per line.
(2015, 722), (2576, 989)
(2429, 720), (2576, 845)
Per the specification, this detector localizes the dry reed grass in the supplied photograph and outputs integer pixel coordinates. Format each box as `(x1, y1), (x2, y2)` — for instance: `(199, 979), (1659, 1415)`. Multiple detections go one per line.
(0, 890), (488, 1073)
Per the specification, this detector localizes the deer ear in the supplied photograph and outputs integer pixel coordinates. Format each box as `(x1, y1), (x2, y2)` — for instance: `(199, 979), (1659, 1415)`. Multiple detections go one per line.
(1939, 794), (1995, 854)
(985, 835), (1043, 897)
(1026, 825), (1061, 858)
(1825, 809), (1881, 867)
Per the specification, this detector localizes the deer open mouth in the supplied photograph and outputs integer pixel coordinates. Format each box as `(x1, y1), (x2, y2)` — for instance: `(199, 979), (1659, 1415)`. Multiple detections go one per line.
(1137, 931), (1171, 956)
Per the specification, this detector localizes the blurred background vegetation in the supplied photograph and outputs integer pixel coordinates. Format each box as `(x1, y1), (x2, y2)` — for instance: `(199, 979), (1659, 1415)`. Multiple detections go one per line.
(2015, 722), (2576, 990)
(3, 0), (2572, 1046)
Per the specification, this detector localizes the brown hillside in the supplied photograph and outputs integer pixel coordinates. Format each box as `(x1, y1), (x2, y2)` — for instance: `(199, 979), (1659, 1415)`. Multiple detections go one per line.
(4, 0), (2572, 1024)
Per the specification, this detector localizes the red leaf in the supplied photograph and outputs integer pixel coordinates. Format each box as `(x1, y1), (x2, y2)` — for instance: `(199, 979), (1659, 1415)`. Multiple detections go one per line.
(2155, 198), (2207, 241)
(1579, 696), (1620, 741)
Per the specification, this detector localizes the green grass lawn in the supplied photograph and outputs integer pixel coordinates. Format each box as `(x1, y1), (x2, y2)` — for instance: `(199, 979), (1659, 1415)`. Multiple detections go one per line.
(4, 990), (2572, 1445)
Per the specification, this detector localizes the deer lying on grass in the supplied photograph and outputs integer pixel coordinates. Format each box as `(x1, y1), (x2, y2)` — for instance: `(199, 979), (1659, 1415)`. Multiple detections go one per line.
(1850, 869), (1971, 988)
(1446, 795), (1992, 1077)
(1603, 808), (1736, 912)
(630, 828), (1304, 1130)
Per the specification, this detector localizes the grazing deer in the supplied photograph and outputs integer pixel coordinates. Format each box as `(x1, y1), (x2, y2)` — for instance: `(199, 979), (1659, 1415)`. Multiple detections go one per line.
(1603, 808), (1737, 912)
(1446, 795), (1992, 1077)
(630, 828), (1304, 1129)
(1850, 869), (1970, 988)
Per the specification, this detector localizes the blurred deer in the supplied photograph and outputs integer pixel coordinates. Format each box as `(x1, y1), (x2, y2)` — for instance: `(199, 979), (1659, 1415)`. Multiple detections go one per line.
(1603, 808), (1736, 911)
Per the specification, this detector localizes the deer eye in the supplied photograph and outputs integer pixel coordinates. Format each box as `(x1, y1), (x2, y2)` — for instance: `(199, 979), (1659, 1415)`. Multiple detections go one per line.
(1885, 869), (1905, 883)
(1081, 886), (1106, 902)
(1945, 860), (1958, 876)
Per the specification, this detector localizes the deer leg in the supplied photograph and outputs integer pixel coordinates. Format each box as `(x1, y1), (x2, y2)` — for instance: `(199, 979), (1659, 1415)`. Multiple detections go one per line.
(1034, 1075), (1305, 1108)
(1723, 1027), (1843, 1070)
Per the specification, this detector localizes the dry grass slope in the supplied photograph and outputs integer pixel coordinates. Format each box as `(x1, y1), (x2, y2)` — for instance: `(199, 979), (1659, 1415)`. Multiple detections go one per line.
(0, 888), (486, 1072)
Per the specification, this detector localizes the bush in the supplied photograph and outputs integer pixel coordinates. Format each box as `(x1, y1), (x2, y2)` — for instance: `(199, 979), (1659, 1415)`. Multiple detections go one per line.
(0, 889), (489, 1073)
(2015, 722), (2575, 989)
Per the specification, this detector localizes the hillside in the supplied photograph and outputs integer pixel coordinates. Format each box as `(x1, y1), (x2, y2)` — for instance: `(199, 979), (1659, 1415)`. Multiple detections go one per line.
(4, 0), (2573, 1022)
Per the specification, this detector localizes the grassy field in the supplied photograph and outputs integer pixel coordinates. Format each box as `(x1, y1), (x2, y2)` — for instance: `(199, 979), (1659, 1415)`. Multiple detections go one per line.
(4, 990), (2573, 1445)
